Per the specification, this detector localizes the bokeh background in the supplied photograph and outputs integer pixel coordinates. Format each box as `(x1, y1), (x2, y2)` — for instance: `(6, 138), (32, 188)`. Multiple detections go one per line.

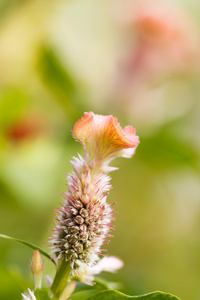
(1, 0), (200, 299)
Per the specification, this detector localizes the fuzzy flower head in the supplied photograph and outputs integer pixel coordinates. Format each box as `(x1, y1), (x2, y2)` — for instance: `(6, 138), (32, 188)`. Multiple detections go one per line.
(50, 113), (139, 285)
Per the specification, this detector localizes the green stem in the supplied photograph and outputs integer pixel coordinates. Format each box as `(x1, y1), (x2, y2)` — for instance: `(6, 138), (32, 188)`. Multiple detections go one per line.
(51, 258), (71, 298)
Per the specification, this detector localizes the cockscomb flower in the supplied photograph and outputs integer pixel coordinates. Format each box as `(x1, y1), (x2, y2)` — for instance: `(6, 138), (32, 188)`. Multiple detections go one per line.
(49, 112), (139, 297)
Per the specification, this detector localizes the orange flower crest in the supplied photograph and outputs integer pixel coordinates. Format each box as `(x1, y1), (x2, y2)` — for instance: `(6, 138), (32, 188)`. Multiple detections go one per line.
(73, 112), (139, 168)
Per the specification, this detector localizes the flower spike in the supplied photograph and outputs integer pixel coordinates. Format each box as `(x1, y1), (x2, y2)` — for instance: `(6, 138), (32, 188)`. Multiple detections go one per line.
(50, 113), (139, 296)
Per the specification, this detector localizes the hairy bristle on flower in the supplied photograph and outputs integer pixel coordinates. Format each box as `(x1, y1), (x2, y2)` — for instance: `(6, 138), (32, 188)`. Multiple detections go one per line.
(49, 112), (139, 284)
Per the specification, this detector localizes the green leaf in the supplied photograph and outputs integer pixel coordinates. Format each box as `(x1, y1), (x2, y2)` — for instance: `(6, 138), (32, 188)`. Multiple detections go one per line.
(37, 46), (87, 122)
(0, 234), (56, 265)
(35, 288), (51, 300)
(70, 279), (109, 300)
(138, 128), (198, 170)
(87, 290), (181, 300)
(94, 278), (112, 290)
(73, 278), (109, 294)
(70, 290), (103, 300)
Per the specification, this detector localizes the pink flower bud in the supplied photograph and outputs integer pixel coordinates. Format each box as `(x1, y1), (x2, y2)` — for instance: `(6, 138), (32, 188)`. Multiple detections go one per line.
(31, 250), (44, 289)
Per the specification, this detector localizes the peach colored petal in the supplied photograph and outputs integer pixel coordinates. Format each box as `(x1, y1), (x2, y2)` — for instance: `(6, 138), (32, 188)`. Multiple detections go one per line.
(73, 112), (139, 168)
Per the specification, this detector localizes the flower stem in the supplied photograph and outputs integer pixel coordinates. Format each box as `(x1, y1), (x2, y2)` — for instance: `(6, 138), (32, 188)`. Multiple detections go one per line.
(51, 259), (71, 298)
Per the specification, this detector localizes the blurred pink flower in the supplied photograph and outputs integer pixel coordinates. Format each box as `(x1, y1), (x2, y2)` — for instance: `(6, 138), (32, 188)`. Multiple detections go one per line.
(117, 0), (199, 86)
(79, 256), (124, 285)
(90, 255), (124, 275)
(6, 112), (47, 142)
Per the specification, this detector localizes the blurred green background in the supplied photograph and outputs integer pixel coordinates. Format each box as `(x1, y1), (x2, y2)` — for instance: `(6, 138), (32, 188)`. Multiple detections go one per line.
(1, 0), (200, 299)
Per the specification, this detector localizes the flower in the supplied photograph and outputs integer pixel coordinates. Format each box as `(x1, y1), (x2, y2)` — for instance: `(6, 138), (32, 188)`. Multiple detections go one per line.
(117, 0), (199, 85)
(73, 112), (139, 169)
(49, 112), (139, 288)
(22, 289), (36, 300)
(79, 256), (124, 285)
(90, 255), (124, 274)
(31, 250), (44, 289)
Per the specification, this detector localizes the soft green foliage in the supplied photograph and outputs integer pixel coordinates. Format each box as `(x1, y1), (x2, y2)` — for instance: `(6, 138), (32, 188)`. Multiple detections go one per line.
(87, 290), (181, 300)
(30, 288), (181, 300)
(35, 289), (51, 300)
(0, 234), (56, 265)
(70, 279), (110, 300)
